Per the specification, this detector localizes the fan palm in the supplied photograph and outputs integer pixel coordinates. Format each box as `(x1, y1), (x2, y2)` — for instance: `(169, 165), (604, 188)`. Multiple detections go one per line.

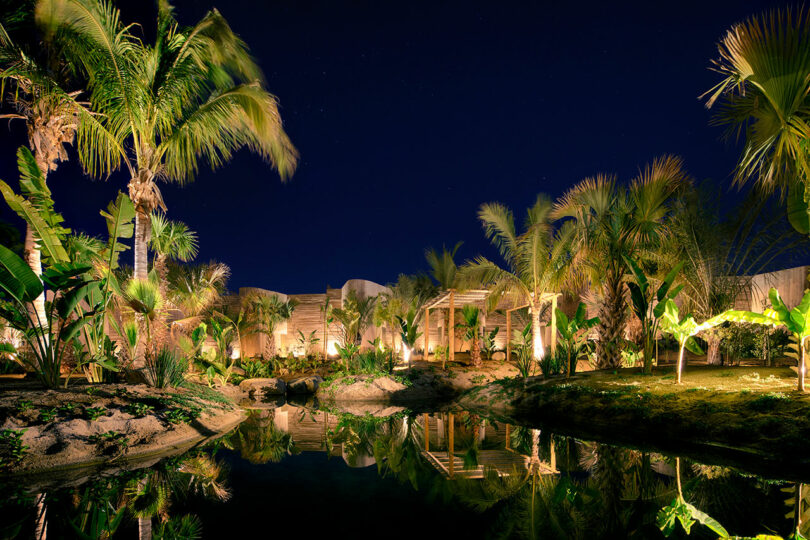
(460, 195), (569, 364)
(37, 0), (299, 279)
(166, 261), (230, 324)
(0, 7), (122, 327)
(702, 7), (810, 217)
(551, 156), (689, 369)
(457, 305), (482, 366)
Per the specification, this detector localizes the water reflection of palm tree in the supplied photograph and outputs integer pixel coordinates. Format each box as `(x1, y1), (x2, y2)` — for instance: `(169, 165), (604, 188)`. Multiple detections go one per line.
(226, 411), (296, 465)
(327, 415), (385, 468)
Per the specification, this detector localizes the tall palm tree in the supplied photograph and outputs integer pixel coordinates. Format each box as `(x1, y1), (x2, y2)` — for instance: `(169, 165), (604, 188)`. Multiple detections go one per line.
(37, 0), (299, 279)
(425, 242), (462, 350)
(0, 6), (121, 327)
(460, 195), (569, 364)
(703, 7), (810, 216)
(552, 156), (689, 369)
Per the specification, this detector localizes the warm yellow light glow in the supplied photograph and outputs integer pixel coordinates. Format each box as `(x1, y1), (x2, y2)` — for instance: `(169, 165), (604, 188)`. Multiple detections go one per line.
(403, 345), (411, 365)
(327, 340), (338, 356)
(533, 332), (544, 361)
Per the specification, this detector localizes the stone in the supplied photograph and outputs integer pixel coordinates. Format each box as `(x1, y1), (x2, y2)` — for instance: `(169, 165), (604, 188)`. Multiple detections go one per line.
(239, 378), (286, 399)
(287, 375), (323, 394)
(318, 375), (406, 401)
(492, 351), (506, 362)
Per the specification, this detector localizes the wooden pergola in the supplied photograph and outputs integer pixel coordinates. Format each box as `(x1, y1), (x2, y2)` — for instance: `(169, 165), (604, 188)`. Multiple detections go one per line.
(423, 289), (561, 364)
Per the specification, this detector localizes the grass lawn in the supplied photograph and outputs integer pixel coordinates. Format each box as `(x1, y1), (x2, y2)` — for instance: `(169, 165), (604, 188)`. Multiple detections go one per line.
(463, 364), (810, 477)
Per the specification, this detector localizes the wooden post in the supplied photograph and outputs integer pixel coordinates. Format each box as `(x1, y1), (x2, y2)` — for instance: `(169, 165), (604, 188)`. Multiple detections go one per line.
(550, 295), (558, 355)
(448, 289), (455, 366)
(424, 308), (430, 361)
(323, 306), (329, 358)
(506, 310), (512, 363)
(424, 413), (430, 452)
(448, 412), (455, 478)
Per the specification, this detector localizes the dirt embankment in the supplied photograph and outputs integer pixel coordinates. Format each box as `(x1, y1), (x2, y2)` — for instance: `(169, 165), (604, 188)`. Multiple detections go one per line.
(0, 382), (245, 477)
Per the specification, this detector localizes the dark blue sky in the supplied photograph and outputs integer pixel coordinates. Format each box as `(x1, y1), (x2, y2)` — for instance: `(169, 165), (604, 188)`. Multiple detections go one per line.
(0, 0), (787, 293)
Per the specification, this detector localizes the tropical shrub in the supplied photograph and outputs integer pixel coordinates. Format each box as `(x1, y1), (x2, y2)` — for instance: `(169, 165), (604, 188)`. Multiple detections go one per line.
(539, 347), (564, 378)
(397, 306), (423, 369)
(481, 326), (500, 361)
(511, 323), (534, 379)
(241, 359), (270, 379)
(457, 305), (483, 366)
(555, 302), (599, 377)
(145, 348), (188, 389)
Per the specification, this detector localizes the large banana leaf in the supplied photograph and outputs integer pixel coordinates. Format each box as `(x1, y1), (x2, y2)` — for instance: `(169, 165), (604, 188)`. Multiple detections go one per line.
(0, 179), (69, 263)
(99, 192), (135, 269)
(0, 243), (43, 303)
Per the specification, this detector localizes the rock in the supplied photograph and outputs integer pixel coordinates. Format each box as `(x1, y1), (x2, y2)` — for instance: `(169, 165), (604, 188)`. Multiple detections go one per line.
(231, 366), (246, 376)
(288, 376), (323, 394)
(492, 351), (506, 362)
(239, 378), (286, 399)
(319, 375), (406, 401)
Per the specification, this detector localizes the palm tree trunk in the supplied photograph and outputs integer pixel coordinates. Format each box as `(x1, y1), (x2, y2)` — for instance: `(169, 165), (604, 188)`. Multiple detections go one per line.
(138, 516), (152, 540)
(134, 210), (151, 281)
(153, 254), (169, 350)
(471, 328), (481, 366)
(677, 343), (685, 384)
(597, 273), (626, 369)
(706, 332), (722, 366)
(24, 226), (48, 331)
(530, 302), (544, 363)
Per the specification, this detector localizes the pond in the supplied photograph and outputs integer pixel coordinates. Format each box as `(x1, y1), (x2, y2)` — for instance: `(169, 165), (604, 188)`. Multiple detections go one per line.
(0, 404), (803, 539)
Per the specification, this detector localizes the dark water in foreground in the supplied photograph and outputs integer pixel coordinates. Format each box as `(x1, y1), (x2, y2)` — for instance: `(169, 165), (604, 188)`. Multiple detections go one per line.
(0, 405), (804, 539)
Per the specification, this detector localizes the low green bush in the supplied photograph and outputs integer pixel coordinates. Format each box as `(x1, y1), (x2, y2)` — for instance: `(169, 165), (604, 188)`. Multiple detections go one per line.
(145, 348), (189, 389)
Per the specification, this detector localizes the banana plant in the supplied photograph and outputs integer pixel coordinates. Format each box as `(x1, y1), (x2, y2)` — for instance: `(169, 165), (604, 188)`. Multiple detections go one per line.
(0, 148), (104, 387)
(657, 458), (729, 537)
(721, 288), (810, 392)
(623, 256), (684, 374)
(555, 302), (599, 377)
(659, 300), (727, 384)
(481, 326), (500, 361)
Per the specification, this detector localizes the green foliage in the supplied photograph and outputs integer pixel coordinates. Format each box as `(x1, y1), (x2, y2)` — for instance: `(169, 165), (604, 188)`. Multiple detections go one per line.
(0, 429), (28, 469)
(163, 409), (193, 425)
(145, 348), (188, 389)
(84, 406), (108, 421)
(397, 306), (423, 368)
(240, 359), (270, 378)
(623, 255), (684, 373)
(38, 407), (57, 422)
(511, 323), (534, 379)
(481, 326), (500, 360)
(125, 402), (155, 418)
(555, 302), (599, 377)
(656, 497), (729, 537)
(539, 347), (565, 377)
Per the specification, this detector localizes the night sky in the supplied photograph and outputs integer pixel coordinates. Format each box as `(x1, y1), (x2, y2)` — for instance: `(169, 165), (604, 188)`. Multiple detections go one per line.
(0, 0), (788, 293)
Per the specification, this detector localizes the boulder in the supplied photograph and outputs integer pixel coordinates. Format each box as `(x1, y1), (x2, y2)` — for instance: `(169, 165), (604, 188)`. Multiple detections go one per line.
(319, 375), (406, 401)
(239, 378), (286, 399)
(492, 351), (506, 362)
(287, 375), (323, 394)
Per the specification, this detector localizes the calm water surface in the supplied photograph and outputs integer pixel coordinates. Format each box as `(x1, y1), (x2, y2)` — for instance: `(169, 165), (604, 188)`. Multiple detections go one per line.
(0, 404), (802, 539)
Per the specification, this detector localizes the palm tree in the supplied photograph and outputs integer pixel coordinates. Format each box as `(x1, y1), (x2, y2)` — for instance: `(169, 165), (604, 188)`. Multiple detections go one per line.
(0, 7), (121, 328)
(375, 274), (436, 355)
(166, 261), (230, 326)
(460, 195), (569, 364)
(657, 188), (806, 364)
(247, 294), (297, 359)
(457, 305), (483, 366)
(149, 212), (197, 348)
(37, 0), (299, 280)
(331, 289), (376, 349)
(426, 242), (462, 351)
(702, 7), (810, 212)
(551, 156), (689, 369)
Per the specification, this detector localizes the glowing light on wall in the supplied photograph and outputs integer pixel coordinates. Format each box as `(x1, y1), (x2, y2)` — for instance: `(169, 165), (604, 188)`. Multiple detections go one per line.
(327, 340), (338, 356)
(403, 345), (411, 365)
